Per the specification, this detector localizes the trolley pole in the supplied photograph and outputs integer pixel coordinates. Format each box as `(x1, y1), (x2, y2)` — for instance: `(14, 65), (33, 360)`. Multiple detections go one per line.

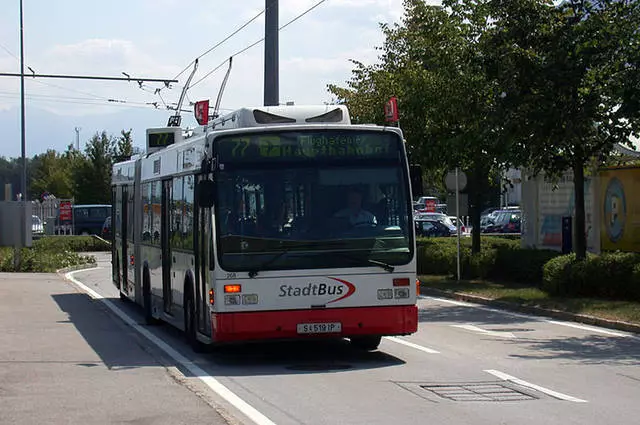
(264, 0), (279, 106)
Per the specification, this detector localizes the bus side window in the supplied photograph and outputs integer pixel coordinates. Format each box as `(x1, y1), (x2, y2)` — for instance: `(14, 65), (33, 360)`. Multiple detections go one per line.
(171, 177), (183, 249)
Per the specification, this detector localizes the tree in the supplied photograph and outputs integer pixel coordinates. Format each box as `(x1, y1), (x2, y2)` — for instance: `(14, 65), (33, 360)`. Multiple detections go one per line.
(73, 131), (114, 204)
(114, 129), (134, 163)
(30, 150), (74, 199)
(485, 0), (640, 259)
(329, 0), (522, 252)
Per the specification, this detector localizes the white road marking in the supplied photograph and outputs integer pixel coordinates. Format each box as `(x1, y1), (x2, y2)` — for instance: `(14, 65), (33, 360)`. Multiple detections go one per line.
(422, 295), (638, 340)
(452, 324), (517, 338)
(485, 369), (587, 403)
(384, 336), (440, 354)
(65, 270), (277, 425)
(545, 320), (630, 338)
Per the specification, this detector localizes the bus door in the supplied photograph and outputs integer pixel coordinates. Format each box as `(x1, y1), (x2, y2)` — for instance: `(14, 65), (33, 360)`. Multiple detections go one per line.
(161, 179), (172, 314)
(121, 185), (129, 295)
(194, 175), (212, 333)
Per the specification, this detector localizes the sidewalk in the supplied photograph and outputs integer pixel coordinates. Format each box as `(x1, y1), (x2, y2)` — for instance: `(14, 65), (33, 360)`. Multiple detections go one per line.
(0, 272), (230, 425)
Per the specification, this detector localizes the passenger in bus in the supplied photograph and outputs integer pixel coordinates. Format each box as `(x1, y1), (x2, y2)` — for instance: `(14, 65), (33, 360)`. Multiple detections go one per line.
(334, 187), (377, 227)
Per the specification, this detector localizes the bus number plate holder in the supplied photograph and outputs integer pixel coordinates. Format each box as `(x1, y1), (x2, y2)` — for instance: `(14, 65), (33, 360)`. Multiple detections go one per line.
(297, 322), (342, 334)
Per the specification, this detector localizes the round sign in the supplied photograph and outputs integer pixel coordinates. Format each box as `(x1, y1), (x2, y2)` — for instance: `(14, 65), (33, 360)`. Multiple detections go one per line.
(444, 170), (467, 192)
(604, 177), (626, 243)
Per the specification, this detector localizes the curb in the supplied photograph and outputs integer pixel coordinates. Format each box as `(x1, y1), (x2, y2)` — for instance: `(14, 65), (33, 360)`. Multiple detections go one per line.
(420, 286), (640, 335)
(56, 261), (98, 275)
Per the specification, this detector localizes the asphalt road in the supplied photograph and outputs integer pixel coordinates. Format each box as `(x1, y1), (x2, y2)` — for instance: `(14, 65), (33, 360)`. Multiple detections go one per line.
(8, 252), (640, 425)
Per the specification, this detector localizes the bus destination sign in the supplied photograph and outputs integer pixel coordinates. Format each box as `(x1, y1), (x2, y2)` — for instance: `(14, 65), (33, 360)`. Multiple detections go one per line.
(216, 131), (400, 162)
(148, 131), (176, 148)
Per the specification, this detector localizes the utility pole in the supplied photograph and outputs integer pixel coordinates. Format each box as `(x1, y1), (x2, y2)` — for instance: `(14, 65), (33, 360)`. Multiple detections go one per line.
(264, 0), (279, 106)
(16, 0), (26, 269)
(75, 127), (81, 151)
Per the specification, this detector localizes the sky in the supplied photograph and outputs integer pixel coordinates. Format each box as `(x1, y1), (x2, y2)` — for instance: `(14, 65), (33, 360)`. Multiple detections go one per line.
(0, 0), (636, 158)
(0, 0), (422, 157)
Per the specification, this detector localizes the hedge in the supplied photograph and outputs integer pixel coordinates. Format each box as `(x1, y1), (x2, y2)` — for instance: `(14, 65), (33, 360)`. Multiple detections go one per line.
(417, 236), (560, 284)
(32, 236), (111, 252)
(543, 252), (640, 300)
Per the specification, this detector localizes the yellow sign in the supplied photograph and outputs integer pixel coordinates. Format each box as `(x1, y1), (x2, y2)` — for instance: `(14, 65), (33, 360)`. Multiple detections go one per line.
(600, 167), (640, 252)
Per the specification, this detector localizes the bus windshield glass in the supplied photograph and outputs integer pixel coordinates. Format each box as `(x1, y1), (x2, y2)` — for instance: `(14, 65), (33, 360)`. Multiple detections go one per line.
(214, 129), (412, 272)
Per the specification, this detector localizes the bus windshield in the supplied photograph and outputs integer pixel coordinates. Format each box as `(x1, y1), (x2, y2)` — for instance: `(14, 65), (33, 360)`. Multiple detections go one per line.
(214, 129), (412, 272)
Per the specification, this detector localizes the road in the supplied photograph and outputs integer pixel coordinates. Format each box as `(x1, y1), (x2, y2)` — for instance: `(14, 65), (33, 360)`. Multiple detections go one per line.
(11, 252), (640, 425)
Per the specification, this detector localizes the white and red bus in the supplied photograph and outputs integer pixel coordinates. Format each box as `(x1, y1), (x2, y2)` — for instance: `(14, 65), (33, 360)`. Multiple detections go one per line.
(111, 104), (418, 352)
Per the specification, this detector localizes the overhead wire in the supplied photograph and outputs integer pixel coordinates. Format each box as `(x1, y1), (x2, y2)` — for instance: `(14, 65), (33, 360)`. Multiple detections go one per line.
(170, 8), (266, 82)
(189, 0), (328, 89)
(0, 41), (135, 104)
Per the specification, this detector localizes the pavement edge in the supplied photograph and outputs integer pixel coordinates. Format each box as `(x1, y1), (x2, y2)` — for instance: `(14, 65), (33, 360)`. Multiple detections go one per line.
(420, 286), (640, 335)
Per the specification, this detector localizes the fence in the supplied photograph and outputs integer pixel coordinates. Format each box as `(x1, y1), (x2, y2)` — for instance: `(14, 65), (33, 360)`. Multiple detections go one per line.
(31, 197), (75, 235)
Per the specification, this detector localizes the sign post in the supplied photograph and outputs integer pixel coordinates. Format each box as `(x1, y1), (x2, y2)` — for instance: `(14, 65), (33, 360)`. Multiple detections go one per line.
(445, 169), (468, 282)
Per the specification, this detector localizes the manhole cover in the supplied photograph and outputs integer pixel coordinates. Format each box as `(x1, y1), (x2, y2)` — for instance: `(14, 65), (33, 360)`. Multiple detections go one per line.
(421, 383), (537, 402)
(286, 364), (352, 372)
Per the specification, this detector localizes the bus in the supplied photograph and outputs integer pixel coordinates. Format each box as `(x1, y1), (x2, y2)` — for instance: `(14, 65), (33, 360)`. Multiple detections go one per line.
(111, 104), (418, 352)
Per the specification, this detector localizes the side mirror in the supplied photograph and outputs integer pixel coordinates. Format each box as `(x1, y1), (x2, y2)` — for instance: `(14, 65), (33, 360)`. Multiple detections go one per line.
(196, 180), (215, 208)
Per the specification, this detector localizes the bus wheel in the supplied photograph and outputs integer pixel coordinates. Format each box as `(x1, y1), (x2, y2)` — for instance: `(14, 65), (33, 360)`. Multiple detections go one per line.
(184, 292), (206, 353)
(143, 270), (157, 325)
(350, 336), (382, 351)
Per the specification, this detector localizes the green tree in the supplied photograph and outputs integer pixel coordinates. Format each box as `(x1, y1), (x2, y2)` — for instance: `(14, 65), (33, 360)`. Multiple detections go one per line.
(73, 131), (114, 204)
(30, 150), (74, 199)
(485, 0), (640, 259)
(329, 0), (520, 252)
(114, 129), (134, 163)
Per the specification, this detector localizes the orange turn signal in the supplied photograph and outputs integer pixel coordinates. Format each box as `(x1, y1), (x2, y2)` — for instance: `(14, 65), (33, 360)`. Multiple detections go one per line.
(209, 289), (214, 305)
(224, 284), (242, 293)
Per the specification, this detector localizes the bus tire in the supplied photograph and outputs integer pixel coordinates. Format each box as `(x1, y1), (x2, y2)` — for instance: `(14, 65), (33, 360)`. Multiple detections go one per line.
(184, 289), (206, 353)
(143, 269), (157, 325)
(350, 335), (382, 351)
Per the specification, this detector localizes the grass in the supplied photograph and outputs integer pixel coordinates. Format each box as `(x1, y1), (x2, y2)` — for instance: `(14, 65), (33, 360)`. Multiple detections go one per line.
(420, 275), (640, 325)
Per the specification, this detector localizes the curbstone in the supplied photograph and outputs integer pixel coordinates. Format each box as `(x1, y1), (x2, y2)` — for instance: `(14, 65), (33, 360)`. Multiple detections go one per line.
(420, 286), (640, 335)
(56, 261), (98, 275)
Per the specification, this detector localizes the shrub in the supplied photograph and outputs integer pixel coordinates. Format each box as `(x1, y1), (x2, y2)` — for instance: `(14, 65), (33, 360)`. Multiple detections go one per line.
(493, 247), (560, 284)
(542, 252), (640, 300)
(417, 236), (554, 283)
(33, 236), (110, 253)
(542, 253), (577, 295)
(581, 252), (640, 300)
(0, 242), (97, 272)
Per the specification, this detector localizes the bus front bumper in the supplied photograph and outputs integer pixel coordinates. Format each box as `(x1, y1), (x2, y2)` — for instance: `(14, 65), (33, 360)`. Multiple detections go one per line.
(211, 305), (418, 343)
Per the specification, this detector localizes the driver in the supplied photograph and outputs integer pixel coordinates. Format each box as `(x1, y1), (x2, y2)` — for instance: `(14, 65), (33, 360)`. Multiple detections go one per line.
(334, 187), (377, 227)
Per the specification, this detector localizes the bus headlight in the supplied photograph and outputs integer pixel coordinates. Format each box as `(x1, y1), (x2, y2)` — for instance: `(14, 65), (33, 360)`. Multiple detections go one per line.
(242, 294), (259, 305)
(377, 289), (393, 300)
(224, 295), (241, 305)
(394, 288), (410, 299)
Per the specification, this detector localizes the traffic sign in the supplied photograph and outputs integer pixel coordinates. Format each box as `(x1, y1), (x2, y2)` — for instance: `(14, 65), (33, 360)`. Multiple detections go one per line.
(445, 170), (467, 192)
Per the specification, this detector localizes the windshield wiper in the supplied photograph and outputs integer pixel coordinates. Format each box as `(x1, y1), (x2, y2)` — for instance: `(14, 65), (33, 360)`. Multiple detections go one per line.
(247, 242), (318, 278)
(366, 259), (395, 272)
(325, 251), (395, 272)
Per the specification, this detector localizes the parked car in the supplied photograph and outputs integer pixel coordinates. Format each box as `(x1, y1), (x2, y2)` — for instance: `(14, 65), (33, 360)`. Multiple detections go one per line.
(31, 215), (44, 235)
(448, 216), (467, 234)
(415, 218), (457, 238)
(414, 212), (455, 226)
(101, 216), (112, 240)
(482, 209), (522, 234)
(72, 204), (112, 235)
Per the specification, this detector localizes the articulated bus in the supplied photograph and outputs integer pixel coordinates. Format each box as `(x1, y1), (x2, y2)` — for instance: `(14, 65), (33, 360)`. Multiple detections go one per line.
(111, 105), (418, 352)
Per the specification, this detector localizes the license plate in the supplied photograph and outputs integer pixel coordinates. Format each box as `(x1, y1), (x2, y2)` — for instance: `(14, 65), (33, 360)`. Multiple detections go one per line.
(297, 322), (342, 334)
